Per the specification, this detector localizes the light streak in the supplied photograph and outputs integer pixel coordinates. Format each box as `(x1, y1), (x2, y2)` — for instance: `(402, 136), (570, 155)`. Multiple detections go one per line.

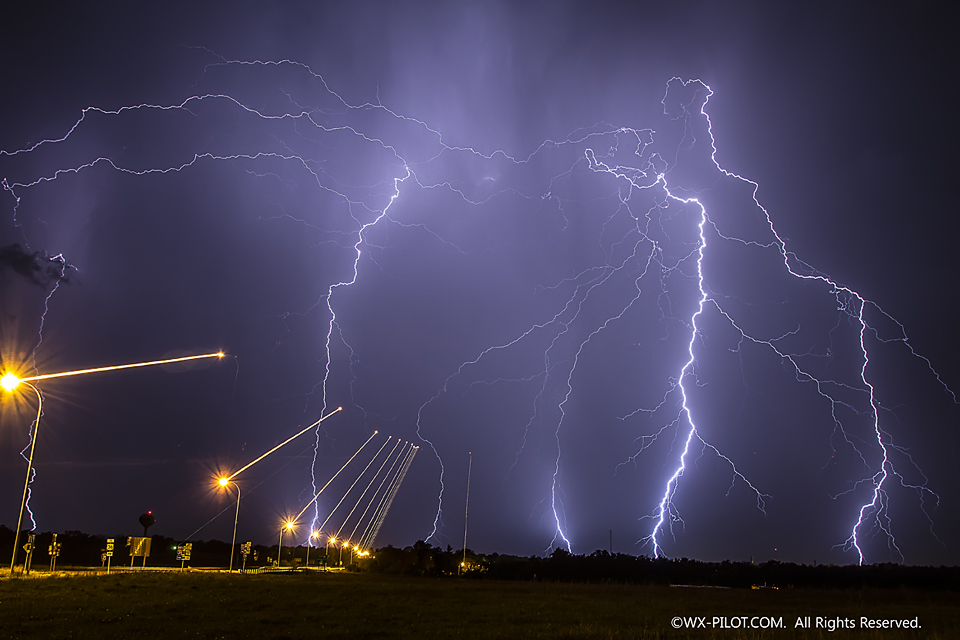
(224, 407), (344, 481)
(319, 437), (393, 536)
(3, 351), (225, 388)
(359, 444), (418, 550)
(349, 442), (412, 545)
(292, 430), (381, 523)
(338, 439), (403, 541)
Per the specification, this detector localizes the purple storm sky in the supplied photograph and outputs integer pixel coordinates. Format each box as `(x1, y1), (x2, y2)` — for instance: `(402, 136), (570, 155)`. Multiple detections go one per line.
(1, 1), (958, 565)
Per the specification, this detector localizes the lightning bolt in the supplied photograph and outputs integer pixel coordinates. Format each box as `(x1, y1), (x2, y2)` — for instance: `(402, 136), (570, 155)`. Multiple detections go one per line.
(2, 51), (954, 565)
(628, 78), (955, 561)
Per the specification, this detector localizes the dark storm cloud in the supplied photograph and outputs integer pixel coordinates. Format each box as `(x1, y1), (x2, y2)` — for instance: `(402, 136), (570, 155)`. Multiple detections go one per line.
(0, 243), (72, 288)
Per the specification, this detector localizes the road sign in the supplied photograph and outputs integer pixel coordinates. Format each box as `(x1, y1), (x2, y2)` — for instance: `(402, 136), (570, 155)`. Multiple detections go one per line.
(127, 537), (151, 557)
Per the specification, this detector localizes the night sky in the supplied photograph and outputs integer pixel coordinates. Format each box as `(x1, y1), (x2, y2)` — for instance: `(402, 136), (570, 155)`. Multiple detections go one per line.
(1, 1), (958, 566)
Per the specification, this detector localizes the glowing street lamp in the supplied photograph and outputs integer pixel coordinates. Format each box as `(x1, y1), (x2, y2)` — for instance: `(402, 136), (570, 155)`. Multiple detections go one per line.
(218, 478), (242, 572)
(1, 350), (225, 575)
(0, 372), (20, 392)
(327, 537), (337, 567)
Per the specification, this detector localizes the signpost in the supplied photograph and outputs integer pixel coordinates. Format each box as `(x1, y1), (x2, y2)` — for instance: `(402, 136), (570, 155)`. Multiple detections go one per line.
(176, 543), (192, 570)
(48, 533), (61, 572)
(105, 538), (114, 573)
(240, 541), (252, 572)
(22, 533), (35, 575)
(127, 536), (152, 568)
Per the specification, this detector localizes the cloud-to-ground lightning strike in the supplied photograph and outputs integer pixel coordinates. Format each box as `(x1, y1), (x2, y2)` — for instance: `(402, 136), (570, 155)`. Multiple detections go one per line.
(2, 51), (956, 564)
(629, 79), (955, 562)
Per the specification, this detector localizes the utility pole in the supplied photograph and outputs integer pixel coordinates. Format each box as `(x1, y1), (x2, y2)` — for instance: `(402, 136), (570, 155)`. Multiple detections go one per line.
(460, 451), (472, 575)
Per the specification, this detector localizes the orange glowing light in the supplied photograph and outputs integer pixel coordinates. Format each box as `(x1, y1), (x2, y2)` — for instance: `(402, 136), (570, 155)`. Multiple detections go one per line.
(224, 406), (344, 481)
(14, 351), (225, 385)
(218, 477), (230, 487)
(0, 372), (20, 392)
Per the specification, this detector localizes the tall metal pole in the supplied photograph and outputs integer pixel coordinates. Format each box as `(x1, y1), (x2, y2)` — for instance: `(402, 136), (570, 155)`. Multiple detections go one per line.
(10, 383), (42, 575)
(461, 451), (472, 574)
(228, 484), (241, 571)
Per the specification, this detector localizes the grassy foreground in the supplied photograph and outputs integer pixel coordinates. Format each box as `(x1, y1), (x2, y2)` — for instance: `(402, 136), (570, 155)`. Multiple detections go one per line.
(1, 570), (957, 639)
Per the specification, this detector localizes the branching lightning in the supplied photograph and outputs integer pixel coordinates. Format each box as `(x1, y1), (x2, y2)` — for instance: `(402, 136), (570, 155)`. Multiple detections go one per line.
(2, 51), (955, 564)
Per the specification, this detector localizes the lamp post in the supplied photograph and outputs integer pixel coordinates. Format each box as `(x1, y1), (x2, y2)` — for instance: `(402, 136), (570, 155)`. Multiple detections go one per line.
(278, 520), (294, 567)
(306, 530), (320, 567)
(327, 537), (336, 567)
(1, 351), (225, 575)
(219, 478), (241, 571)
(4, 381), (41, 575)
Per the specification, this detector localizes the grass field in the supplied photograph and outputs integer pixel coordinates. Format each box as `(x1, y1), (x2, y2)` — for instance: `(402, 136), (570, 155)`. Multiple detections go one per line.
(1, 570), (957, 639)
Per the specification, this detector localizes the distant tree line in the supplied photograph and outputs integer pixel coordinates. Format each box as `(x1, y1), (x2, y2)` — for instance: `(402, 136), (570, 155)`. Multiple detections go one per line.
(2, 526), (958, 589)
(365, 544), (960, 590)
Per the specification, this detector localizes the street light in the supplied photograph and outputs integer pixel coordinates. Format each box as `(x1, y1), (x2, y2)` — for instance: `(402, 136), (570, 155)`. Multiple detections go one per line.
(327, 537), (336, 567)
(278, 520), (295, 567)
(4, 381), (41, 575)
(1, 351), (225, 575)
(0, 372), (20, 392)
(218, 478), (241, 572)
